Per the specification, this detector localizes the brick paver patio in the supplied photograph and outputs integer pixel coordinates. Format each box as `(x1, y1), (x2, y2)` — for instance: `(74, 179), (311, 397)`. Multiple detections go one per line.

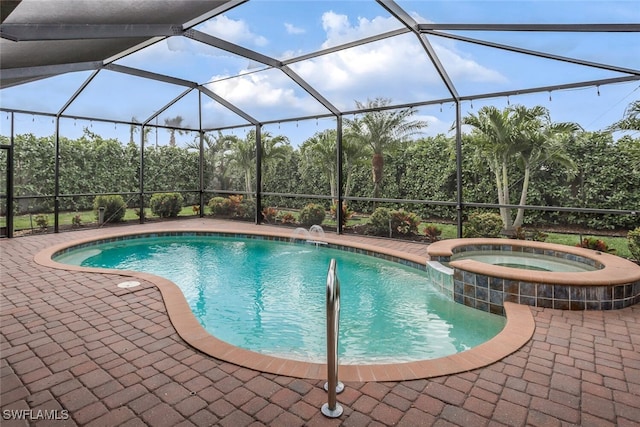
(2, 218), (639, 426)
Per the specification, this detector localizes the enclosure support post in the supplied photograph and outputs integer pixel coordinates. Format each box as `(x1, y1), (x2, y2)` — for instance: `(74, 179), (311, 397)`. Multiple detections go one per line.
(198, 130), (205, 216)
(139, 125), (145, 224)
(5, 112), (14, 238)
(455, 101), (464, 238)
(322, 259), (344, 418)
(255, 124), (262, 224)
(336, 116), (344, 234)
(198, 92), (205, 217)
(54, 116), (60, 233)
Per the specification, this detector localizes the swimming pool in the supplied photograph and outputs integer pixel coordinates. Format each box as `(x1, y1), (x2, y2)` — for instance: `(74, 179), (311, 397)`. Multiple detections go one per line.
(54, 234), (506, 364)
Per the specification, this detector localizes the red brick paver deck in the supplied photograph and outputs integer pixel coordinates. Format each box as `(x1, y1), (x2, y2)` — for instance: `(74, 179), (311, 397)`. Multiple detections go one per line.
(2, 218), (639, 426)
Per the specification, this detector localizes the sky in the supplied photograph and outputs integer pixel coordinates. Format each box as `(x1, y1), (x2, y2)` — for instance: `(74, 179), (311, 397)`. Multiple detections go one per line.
(1, 0), (639, 147)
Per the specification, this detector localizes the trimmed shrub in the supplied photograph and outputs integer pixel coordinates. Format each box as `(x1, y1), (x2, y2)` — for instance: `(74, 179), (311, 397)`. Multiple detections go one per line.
(629, 227), (640, 261)
(226, 195), (245, 214)
(368, 207), (392, 236)
(531, 230), (548, 242)
(150, 192), (184, 218)
(35, 214), (48, 230)
(262, 207), (278, 223)
(390, 209), (421, 236)
(423, 225), (442, 242)
(237, 198), (255, 219)
(463, 212), (503, 238)
(71, 214), (82, 227)
(207, 195), (254, 219)
(93, 195), (126, 223)
(299, 203), (326, 227)
(277, 211), (296, 224)
(208, 197), (231, 215)
(576, 237), (616, 254)
(367, 207), (421, 237)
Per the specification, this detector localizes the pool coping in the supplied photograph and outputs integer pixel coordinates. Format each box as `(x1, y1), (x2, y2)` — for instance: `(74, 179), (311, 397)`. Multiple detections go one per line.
(428, 238), (640, 286)
(34, 226), (535, 381)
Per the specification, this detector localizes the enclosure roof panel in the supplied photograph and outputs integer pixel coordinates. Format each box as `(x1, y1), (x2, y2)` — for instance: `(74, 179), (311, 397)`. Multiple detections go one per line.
(396, 0), (640, 24)
(1, 0), (638, 127)
(0, 0), (234, 87)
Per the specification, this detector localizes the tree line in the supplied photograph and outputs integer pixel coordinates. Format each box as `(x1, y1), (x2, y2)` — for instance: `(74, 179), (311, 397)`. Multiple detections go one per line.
(4, 99), (639, 231)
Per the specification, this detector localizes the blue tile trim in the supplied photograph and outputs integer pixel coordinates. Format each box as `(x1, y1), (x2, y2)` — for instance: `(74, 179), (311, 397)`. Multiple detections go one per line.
(439, 242), (637, 312)
(452, 268), (639, 313)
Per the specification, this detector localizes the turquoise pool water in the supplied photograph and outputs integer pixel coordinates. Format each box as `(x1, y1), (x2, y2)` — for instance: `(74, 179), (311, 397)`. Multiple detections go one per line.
(55, 235), (506, 364)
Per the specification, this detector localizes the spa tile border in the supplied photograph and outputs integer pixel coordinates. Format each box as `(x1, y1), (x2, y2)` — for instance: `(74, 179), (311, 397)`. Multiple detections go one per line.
(428, 238), (640, 315)
(34, 227), (534, 382)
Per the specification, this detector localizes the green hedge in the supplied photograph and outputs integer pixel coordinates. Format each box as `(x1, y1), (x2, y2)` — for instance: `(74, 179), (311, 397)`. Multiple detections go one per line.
(628, 227), (640, 261)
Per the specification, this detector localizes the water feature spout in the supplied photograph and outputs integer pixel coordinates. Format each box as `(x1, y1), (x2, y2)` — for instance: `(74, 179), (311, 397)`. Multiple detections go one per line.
(308, 225), (327, 247)
(291, 225), (327, 247)
(291, 227), (311, 241)
(309, 225), (325, 240)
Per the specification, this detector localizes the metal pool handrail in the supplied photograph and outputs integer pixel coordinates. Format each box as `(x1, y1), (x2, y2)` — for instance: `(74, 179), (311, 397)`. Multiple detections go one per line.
(321, 258), (344, 418)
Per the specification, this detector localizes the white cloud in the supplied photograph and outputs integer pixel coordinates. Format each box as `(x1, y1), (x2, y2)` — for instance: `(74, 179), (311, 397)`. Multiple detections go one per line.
(432, 44), (507, 83)
(284, 23), (305, 35)
(204, 70), (322, 116)
(200, 15), (268, 47)
(293, 37), (415, 93)
(321, 11), (402, 48)
(418, 114), (456, 137)
(292, 35), (501, 109)
(203, 10), (507, 118)
(296, 11), (505, 105)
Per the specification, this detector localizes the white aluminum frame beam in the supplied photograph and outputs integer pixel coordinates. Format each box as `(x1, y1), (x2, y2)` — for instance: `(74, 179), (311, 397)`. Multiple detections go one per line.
(186, 28), (341, 117)
(1, 61), (102, 81)
(424, 30), (640, 76)
(377, 0), (460, 100)
(418, 23), (640, 32)
(0, 23), (182, 41)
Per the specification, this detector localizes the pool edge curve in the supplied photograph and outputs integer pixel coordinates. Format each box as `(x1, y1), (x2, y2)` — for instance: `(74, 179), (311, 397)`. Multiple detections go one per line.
(34, 226), (535, 382)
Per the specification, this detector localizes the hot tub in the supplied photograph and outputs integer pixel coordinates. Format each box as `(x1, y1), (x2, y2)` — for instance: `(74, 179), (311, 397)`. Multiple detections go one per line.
(427, 238), (640, 314)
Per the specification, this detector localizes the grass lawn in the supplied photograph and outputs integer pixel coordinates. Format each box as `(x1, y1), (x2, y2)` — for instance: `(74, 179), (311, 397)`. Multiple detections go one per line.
(5, 207), (198, 231)
(545, 232), (631, 258)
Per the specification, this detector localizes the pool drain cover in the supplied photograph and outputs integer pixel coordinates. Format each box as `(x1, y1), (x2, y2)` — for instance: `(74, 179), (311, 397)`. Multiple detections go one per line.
(117, 281), (141, 289)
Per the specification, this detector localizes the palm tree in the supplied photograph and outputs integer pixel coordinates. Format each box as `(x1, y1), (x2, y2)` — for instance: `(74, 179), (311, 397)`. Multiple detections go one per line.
(229, 136), (255, 197)
(608, 100), (640, 132)
(301, 130), (339, 200)
(509, 105), (580, 227)
(164, 115), (185, 147)
(342, 130), (371, 199)
(258, 130), (290, 181)
(345, 98), (427, 198)
(462, 106), (513, 228)
(229, 129), (290, 198)
(301, 129), (368, 201)
(129, 116), (152, 144)
(188, 131), (238, 190)
(463, 105), (580, 230)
